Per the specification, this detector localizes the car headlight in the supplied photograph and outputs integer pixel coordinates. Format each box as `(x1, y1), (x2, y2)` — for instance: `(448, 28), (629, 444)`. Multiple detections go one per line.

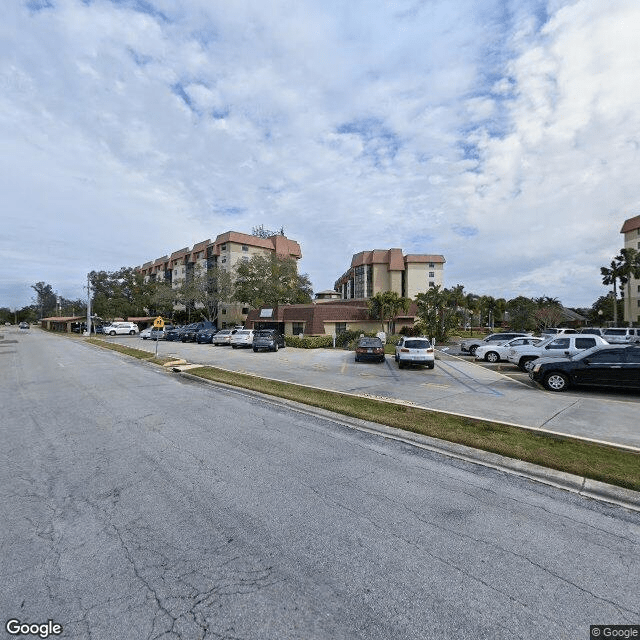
(532, 364), (541, 373)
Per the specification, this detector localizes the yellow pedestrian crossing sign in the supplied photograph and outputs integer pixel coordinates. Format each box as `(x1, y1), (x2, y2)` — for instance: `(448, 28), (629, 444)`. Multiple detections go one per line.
(153, 316), (164, 328)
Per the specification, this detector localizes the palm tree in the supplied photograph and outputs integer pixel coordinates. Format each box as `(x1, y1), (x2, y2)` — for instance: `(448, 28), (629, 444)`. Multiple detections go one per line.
(367, 291), (411, 334)
(600, 258), (626, 326)
(616, 248), (640, 326)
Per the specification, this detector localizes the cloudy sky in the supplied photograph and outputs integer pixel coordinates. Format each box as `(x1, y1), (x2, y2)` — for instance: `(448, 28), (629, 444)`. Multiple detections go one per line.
(2, 0), (639, 309)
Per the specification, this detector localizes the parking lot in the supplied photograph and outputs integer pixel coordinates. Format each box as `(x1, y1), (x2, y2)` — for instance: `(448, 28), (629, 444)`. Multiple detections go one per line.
(105, 335), (640, 450)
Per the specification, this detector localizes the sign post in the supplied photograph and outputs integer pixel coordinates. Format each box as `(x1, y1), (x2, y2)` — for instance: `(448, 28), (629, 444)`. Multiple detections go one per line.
(153, 316), (164, 357)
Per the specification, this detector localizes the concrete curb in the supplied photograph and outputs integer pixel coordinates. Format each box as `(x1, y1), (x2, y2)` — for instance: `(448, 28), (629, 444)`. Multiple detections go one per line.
(175, 368), (640, 513)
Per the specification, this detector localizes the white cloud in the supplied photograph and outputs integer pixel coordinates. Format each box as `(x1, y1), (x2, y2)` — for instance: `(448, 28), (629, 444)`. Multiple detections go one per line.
(2, 0), (639, 309)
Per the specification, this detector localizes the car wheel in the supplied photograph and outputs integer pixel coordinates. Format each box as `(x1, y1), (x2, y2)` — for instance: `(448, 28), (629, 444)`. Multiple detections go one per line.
(469, 345), (478, 356)
(395, 354), (399, 362)
(274, 343), (279, 352)
(485, 351), (499, 363)
(109, 331), (116, 336)
(355, 355), (359, 362)
(519, 356), (536, 372)
(129, 330), (135, 335)
(427, 362), (435, 369)
(398, 360), (404, 369)
(543, 372), (569, 392)
(522, 358), (538, 373)
(232, 345), (237, 349)
(253, 347), (258, 352)
(142, 337), (148, 340)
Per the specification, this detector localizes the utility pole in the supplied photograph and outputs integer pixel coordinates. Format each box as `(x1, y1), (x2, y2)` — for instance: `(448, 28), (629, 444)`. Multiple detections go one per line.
(86, 274), (92, 336)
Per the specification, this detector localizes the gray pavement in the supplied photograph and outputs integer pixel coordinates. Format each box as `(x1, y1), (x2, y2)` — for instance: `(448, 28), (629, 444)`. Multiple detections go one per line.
(115, 334), (640, 450)
(2, 328), (639, 640)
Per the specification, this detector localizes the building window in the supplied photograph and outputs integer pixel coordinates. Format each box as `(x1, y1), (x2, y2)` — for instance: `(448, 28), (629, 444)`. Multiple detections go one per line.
(429, 281), (435, 288)
(242, 245), (249, 251)
(429, 262), (434, 268)
(222, 258), (226, 264)
(242, 256), (249, 262)
(242, 307), (249, 315)
(222, 309), (226, 315)
(221, 243), (227, 251)
(292, 322), (304, 335)
(335, 323), (347, 334)
(428, 271), (435, 278)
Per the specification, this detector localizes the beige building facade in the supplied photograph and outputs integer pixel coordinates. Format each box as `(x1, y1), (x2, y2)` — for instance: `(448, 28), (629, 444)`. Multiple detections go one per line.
(139, 231), (302, 325)
(334, 249), (445, 300)
(621, 215), (640, 325)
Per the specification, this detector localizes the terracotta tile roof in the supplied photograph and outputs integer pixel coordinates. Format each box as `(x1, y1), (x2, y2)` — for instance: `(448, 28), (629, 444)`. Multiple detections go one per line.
(404, 254), (446, 264)
(213, 231), (302, 258)
(621, 215), (640, 234)
(191, 239), (212, 253)
(41, 316), (85, 322)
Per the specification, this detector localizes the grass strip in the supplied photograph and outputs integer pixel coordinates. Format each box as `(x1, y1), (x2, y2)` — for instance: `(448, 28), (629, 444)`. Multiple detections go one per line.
(85, 338), (176, 365)
(186, 365), (640, 492)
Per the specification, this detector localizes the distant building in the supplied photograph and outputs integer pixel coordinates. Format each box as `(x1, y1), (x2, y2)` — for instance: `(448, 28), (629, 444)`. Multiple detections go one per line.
(334, 249), (445, 300)
(138, 231), (302, 326)
(621, 215), (640, 325)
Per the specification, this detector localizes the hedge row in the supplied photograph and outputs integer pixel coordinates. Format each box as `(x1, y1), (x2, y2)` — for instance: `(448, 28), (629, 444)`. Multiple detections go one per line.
(284, 334), (334, 349)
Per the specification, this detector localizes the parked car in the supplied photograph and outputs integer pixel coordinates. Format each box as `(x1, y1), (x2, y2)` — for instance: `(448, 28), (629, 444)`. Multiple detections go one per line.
(601, 327), (640, 344)
(103, 322), (139, 336)
(196, 327), (218, 344)
(252, 329), (286, 352)
(212, 329), (237, 346)
(148, 325), (174, 340)
(475, 336), (544, 363)
(459, 332), (531, 356)
(540, 327), (578, 336)
(140, 327), (153, 340)
(165, 326), (184, 341)
(181, 322), (216, 343)
(230, 329), (255, 349)
(395, 336), (435, 369)
(19, 321), (30, 329)
(507, 334), (609, 372)
(530, 345), (640, 392)
(354, 336), (385, 363)
(95, 325), (105, 334)
(579, 327), (606, 337)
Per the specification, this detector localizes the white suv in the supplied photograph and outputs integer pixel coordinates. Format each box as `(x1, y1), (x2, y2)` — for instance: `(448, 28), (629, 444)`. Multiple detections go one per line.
(507, 334), (608, 371)
(103, 322), (139, 336)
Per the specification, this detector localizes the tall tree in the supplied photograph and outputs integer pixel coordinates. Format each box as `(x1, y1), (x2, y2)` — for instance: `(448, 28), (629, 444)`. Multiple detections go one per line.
(600, 256), (626, 326)
(31, 282), (57, 318)
(506, 296), (537, 331)
(533, 296), (564, 330)
(179, 264), (235, 324)
(367, 291), (411, 333)
(415, 285), (459, 342)
(89, 267), (151, 319)
(234, 253), (312, 309)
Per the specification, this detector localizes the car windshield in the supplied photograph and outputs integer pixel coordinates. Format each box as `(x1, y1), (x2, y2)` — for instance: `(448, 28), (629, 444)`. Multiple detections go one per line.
(404, 339), (431, 349)
(359, 338), (382, 347)
(237, 331), (251, 336)
(256, 331), (274, 337)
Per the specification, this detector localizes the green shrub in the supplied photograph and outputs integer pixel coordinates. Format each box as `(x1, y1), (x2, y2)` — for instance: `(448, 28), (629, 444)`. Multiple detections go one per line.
(285, 334), (334, 349)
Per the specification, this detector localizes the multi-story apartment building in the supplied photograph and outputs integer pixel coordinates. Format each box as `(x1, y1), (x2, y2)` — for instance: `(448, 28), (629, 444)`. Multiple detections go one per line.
(139, 231), (302, 325)
(334, 249), (445, 300)
(621, 214), (640, 325)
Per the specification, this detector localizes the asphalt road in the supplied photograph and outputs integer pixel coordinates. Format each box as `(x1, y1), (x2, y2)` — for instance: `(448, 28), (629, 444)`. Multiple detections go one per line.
(1, 329), (639, 640)
(118, 334), (640, 449)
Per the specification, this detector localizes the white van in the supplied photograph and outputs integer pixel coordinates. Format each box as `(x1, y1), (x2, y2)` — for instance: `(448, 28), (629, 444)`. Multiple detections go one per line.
(103, 322), (139, 336)
(602, 328), (640, 344)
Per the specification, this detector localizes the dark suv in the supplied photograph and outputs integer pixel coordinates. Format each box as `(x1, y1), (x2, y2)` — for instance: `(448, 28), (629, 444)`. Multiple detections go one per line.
(252, 329), (286, 352)
(181, 321), (216, 342)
